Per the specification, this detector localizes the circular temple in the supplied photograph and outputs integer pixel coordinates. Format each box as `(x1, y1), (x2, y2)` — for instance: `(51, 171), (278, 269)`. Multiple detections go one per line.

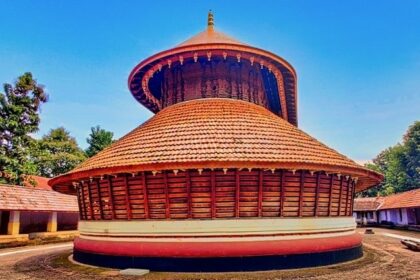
(50, 13), (382, 271)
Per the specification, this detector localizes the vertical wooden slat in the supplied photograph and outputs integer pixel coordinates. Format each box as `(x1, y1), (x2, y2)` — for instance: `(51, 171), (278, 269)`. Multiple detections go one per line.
(79, 184), (87, 220)
(235, 169), (240, 218)
(123, 174), (132, 220)
(328, 174), (334, 217)
(211, 170), (216, 218)
(344, 177), (351, 216)
(299, 170), (305, 217)
(338, 176), (344, 216)
(76, 186), (83, 220)
(186, 170), (192, 219)
(163, 171), (170, 219)
(96, 179), (104, 220)
(314, 172), (321, 216)
(142, 172), (149, 219)
(279, 170), (285, 217)
(350, 180), (356, 214)
(107, 176), (115, 219)
(87, 181), (94, 220)
(258, 170), (263, 217)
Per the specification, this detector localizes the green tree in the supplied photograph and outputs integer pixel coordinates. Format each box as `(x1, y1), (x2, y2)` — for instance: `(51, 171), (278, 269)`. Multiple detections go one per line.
(361, 121), (419, 197)
(85, 125), (115, 157)
(402, 121), (420, 189)
(34, 127), (86, 178)
(0, 73), (48, 184)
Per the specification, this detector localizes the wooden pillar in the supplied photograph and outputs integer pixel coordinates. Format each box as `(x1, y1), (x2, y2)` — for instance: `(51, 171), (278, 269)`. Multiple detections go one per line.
(235, 170), (240, 218)
(338, 176), (344, 216)
(258, 170), (263, 217)
(107, 177), (115, 219)
(163, 171), (170, 219)
(299, 170), (305, 217)
(87, 181), (94, 220)
(7, 211), (20, 235)
(142, 172), (149, 219)
(314, 172), (321, 216)
(80, 184), (87, 220)
(210, 170), (216, 218)
(96, 180), (104, 220)
(350, 181), (356, 214)
(345, 177), (351, 216)
(279, 170), (285, 217)
(328, 174), (334, 217)
(47, 211), (58, 232)
(76, 186), (84, 220)
(186, 170), (192, 219)
(123, 175), (132, 220)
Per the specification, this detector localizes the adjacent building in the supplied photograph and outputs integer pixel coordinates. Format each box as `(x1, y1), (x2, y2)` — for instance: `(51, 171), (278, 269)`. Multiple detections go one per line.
(50, 12), (383, 271)
(353, 188), (420, 229)
(0, 176), (79, 237)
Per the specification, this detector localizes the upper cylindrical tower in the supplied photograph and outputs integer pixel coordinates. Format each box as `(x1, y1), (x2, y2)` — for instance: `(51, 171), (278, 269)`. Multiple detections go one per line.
(128, 11), (298, 126)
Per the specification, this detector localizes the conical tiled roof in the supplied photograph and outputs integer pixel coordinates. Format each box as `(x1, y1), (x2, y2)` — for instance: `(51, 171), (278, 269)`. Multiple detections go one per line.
(177, 11), (246, 47)
(177, 28), (247, 47)
(50, 98), (382, 191)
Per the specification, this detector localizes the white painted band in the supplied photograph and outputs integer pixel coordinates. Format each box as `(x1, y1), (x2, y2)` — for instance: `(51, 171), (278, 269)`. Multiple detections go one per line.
(79, 217), (356, 237)
(78, 230), (356, 243)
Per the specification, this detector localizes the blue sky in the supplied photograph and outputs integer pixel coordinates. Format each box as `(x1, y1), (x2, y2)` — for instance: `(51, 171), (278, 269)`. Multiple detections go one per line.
(1, 1), (419, 163)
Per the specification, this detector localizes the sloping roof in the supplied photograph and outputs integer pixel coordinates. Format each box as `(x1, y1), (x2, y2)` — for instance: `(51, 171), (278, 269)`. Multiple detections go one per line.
(353, 197), (384, 211)
(50, 98), (382, 192)
(0, 184), (78, 212)
(23, 175), (51, 190)
(379, 188), (420, 210)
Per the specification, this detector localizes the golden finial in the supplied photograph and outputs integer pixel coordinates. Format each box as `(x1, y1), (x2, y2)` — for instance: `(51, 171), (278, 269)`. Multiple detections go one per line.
(208, 10), (214, 29)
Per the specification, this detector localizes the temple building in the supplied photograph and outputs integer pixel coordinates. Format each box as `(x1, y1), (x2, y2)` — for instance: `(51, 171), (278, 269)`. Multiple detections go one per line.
(50, 12), (383, 271)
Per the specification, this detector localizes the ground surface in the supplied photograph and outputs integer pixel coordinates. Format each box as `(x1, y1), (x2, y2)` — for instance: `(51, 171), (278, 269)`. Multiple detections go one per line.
(0, 228), (418, 280)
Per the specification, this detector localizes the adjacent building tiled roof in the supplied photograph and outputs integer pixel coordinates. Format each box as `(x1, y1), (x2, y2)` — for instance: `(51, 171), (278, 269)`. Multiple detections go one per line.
(353, 197), (384, 211)
(50, 98), (382, 191)
(23, 175), (51, 190)
(0, 184), (78, 212)
(379, 188), (420, 210)
(353, 188), (420, 211)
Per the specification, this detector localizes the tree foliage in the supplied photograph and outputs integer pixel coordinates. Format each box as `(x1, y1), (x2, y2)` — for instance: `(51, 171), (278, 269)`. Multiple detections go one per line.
(0, 73), (47, 184)
(361, 121), (420, 197)
(33, 127), (86, 178)
(85, 125), (115, 157)
(403, 121), (420, 188)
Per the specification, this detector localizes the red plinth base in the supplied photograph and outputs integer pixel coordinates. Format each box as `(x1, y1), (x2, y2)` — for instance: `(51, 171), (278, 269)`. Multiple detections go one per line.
(73, 233), (362, 271)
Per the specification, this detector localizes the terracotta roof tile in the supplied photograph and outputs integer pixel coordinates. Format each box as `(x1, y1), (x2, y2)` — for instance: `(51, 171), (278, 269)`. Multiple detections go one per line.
(353, 197), (384, 211)
(379, 188), (420, 210)
(50, 98), (382, 190)
(23, 175), (51, 190)
(0, 184), (78, 212)
(177, 28), (246, 47)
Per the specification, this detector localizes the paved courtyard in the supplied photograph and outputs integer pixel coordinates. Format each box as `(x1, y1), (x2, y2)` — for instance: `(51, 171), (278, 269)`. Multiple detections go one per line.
(0, 227), (418, 280)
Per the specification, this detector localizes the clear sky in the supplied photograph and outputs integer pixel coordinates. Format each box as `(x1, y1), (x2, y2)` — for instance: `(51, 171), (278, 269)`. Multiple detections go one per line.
(1, 1), (419, 163)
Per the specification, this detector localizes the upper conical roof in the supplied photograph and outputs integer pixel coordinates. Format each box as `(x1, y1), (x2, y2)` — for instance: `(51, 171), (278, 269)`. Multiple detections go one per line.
(177, 27), (246, 47)
(177, 11), (246, 47)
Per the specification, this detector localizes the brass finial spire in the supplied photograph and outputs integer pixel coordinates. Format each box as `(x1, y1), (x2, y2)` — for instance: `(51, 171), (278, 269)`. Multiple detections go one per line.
(207, 10), (214, 30)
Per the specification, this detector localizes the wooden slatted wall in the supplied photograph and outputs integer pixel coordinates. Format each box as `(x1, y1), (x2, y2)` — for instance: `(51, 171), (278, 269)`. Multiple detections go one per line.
(78, 169), (355, 220)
